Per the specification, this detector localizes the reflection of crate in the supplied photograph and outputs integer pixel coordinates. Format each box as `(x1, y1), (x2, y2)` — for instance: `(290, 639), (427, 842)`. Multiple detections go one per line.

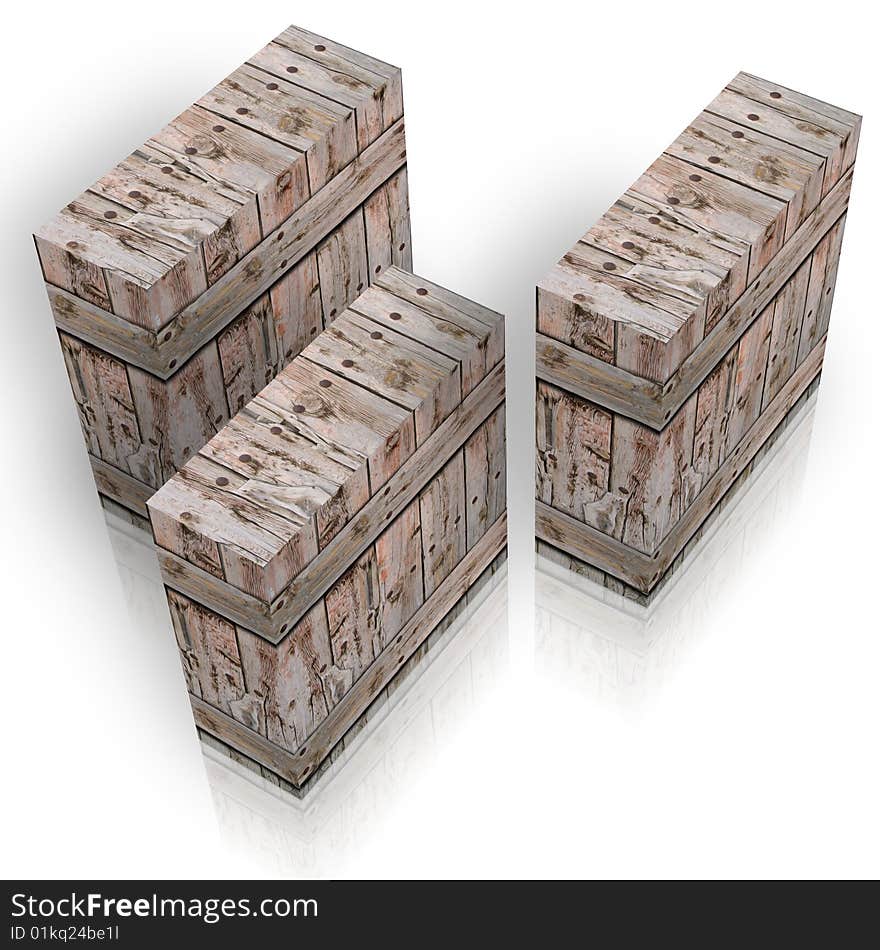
(536, 73), (859, 599)
(149, 269), (507, 790)
(35, 25), (410, 524)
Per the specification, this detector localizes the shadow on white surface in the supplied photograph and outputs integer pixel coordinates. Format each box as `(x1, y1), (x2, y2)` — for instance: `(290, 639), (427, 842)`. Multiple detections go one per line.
(535, 395), (817, 713)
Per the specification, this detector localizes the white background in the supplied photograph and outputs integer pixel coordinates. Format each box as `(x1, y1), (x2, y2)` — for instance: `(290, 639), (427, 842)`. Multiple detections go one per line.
(1, 0), (877, 879)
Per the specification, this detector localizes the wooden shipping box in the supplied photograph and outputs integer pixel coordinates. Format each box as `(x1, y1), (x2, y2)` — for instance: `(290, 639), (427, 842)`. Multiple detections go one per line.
(147, 267), (506, 788)
(535, 73), (860, 598)
(35, 25), (410, 524)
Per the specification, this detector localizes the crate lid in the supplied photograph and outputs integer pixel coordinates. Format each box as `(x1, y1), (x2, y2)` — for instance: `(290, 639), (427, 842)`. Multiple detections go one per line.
(147, 267), (504, 622)
(34, 25), (402, 333)
(538, 72), (860, 388)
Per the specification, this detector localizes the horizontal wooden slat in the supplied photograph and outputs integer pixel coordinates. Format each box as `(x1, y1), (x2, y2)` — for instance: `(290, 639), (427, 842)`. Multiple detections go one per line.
(154, 360), (505, 640)
(190, 510), (507, 788)
(536, 167), (850, 430)
(44, 123), (407, 379)
(90, 455), (154, 517)
(536, 337), (825, 592)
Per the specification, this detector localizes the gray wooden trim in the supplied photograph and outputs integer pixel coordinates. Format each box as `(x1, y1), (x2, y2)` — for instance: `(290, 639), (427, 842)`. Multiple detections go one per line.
(191, 511), (507, 787)
(536, 167), (850, 430)
(90, 455), (153, 517)
(536, 337), (825, 591)
(45, 123), (407, 379)
(156, 360), (505, 641)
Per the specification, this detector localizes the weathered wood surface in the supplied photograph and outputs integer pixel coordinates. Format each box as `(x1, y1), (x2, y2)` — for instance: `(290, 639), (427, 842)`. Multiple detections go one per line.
(536, 154), (852, 431)
(37, 26), (410, 520)
(536, 73), (857, 595)
(538, 73), (859, 386)
(190, 511), (506, 788)
(537, 338), (825, 593)
(153, 272), (505, 789)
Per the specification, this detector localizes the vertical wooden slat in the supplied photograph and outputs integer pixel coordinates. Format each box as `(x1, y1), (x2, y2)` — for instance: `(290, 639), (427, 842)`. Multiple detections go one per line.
(464, 407), (507, 550)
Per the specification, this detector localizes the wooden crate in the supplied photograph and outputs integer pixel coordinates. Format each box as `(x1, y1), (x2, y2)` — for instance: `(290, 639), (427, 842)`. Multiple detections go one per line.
(535, 73), (860, 598)
(35, 25), (410, 525)
(147, 267), (506, 789)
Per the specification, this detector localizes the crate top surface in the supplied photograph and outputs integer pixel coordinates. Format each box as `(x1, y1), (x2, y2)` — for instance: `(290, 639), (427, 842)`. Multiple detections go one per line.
(538, 72), (860, 381)
(34, 24), (402, 332)
(147, 267), (504, 604)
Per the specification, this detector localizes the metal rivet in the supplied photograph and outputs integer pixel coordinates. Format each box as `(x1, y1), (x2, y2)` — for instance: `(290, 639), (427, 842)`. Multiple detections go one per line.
(356, 282), (364, 292)
(293, 403), (306, 413)
(161, 167), (173, 174)
(319, 379), (332, 388)
(622, 240), (635, 250)
(311, 326), (319, 335)
(416, 288), (428, 296)
(103, 210), (117, 219)
(731, 130), (744, 138)
(689, 173), (702, 182)
(185, 146), (197, 155)
(128, 190), (142, 199)
(66, 241), (79, 250)
(329, 308), (337, 318)
(708, 156), (722, 164)
(287, 65), (298, 73)
(648, 216), (661, 225)
(236, 107), (249, 115)
(238, 454), (252, 463)
(602, 262), (616, 271)
(314, 44), (326, 51)
(180, 511), (193, 521)
(389, 311), (402, 320)
(370, 331), (382, 340)
(266, 82), (278, 90)
(747, 113), (759, 121)
(341, 359), (354, 368)
(770, 91), (782, 99)
(280, 259), (288, 269)
(162, 331), (172, 342)
(668, 196), (680, 205)
(279, 624), (288, 635)
(270, 426), (282, 434)
(215, 477), (229, 487)
(277, 231), (284, 241)
(573, 293), (586, 302)
(398, 242), (406, 251)
(375, 265), (381, 274)
(169, 359), (177, 369)
(212, 124), (225, 132)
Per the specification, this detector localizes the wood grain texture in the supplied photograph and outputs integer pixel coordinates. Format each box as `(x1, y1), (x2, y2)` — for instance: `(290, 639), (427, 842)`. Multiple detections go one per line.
(537, 74), (858, 389)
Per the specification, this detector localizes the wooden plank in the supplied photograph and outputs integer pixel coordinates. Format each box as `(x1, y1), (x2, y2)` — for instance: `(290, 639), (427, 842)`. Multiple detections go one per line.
(729, 72), (861, 169)
(248, 356), (415, 492)
(536, 338), (825, 592)
(762, 256), (810, 406)
(58, 333), (141, 473)
(351, 284), (490, 396)
(198, 64), (357, 193)
(815, 216), (846, 340)
(325, 546), (382, 682)
(464, 406), (506, 550)
(535, 381), (612, 522)
(375, 266), (503, 375)
(282, 511), (505, 787)
(271, 25), (403, 138)
(89, 456), (153, 517)
(726, 303), (773, 452)
(152, 360), (504, 641)
(601, 393), (699, 554)
(796, 228), (832, 367)
(419, 452), (467, 596)
(315, 209), (369, 325)
(536, 285), (615, 364)
(168, 590), (246, 714)
(630, 154), (787, 284)
(216, 293), (280, 414)
(535, 170), (851, 428)
(363, 168), (413, 276)
(373, 498), (425, 643)
(692, 348), (737, 484)
(149, 119), (406, 378)
(301, 309), (461, 444)
(233, 601), (346, 753)
(268, 250), (324, 365)
(127, 342), (229, 488)
(666, 111), (825, 238)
